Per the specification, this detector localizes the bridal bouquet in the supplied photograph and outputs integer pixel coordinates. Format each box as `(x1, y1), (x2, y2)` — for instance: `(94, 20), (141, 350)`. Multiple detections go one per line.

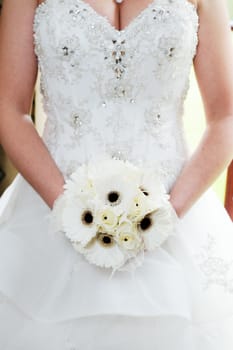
(51, 158), (178, 270)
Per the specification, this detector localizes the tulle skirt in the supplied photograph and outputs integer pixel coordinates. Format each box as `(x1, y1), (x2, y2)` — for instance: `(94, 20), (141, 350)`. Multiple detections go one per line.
(0, 174), (233, 349)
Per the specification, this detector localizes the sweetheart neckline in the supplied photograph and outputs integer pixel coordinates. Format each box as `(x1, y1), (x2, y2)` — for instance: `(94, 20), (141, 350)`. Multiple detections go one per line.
(35, 0), (198, 36)
(77, 0), (158, 33)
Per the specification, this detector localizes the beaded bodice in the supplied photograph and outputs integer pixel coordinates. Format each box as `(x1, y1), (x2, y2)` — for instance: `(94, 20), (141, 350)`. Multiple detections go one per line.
(33, 0), (199, 191)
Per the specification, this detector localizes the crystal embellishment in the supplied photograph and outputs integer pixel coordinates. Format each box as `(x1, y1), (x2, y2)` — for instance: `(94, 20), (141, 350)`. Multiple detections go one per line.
(111, 38), (126, 79)
(33, 0), (199, 189)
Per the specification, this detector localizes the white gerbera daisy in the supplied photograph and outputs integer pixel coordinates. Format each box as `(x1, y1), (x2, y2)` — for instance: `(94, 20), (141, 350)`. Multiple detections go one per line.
(139, 167), (168, 208)
(88, 158), (141, 182)
(62, 197), (97, 246)
(128, 190), (155, 221)
(93, 173), (139, 214)
(73, 233), (127, 269)
(50, 192), (67, 233)
(121, 159), (143, 185)
(64, 164), (96, 201)
(138, 204), (177, 250)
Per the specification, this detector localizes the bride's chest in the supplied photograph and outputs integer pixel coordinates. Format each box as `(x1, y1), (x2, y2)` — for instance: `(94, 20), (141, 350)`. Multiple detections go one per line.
(33, 0), (199, 77)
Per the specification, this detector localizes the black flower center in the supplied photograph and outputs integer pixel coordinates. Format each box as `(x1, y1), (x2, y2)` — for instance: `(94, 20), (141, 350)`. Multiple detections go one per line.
(103, 236), (111, 244)
(140, 186), (149, 196)
(108, 191), (120, 203)
(139, 215), (152, 231)
(82, 210), (94, 225)
(97, 233), (114, 247)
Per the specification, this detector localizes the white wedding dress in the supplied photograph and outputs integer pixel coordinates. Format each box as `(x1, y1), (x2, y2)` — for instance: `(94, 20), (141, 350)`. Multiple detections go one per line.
(0, 0), (233, 348)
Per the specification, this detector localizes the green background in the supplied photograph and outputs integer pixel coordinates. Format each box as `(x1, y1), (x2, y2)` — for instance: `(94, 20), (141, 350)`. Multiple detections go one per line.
(228, 0), (233, 18)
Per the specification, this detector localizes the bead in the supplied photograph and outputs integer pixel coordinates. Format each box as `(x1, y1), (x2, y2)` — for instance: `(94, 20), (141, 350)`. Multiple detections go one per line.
(72, 114), (81, 127)
(32, 0), (199, 190)
(62, 46), (69, 56)
(111, 150), (125, 160)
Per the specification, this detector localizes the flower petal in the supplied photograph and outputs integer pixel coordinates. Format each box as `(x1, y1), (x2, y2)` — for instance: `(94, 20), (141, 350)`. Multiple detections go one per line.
(73, 238), (127, 269)
(62, 199), (97, 246)
(139, 204), (177, 250)
(139, 168), (167, 207)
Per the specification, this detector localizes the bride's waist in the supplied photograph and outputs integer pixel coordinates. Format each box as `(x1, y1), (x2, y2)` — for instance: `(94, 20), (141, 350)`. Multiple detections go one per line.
(43, 139), (188, 192)
(42, 121), (188, 157)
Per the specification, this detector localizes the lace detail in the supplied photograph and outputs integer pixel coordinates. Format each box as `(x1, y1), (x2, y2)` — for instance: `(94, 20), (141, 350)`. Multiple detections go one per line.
(195, 234), (233, 294)
(33, 0), (199, 190)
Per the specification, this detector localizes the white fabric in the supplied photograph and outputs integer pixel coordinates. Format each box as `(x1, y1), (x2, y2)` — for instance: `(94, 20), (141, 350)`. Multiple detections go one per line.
(0, 0), (233, 348)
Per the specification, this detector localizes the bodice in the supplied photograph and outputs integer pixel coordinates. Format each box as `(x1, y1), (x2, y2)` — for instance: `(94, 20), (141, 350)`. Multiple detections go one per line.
(33, 0), (199, 191)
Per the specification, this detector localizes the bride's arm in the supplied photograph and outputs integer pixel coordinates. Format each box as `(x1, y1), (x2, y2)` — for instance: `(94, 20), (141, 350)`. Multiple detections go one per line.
(169, 0), (233, 218)
(0, 0), (65, 208)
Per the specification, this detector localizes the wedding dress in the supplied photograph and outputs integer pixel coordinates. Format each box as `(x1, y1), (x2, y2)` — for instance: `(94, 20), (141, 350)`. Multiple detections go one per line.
(0, 0), (233, 348)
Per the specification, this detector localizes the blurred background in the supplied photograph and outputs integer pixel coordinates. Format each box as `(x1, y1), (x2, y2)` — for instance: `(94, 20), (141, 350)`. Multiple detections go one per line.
(0, 0), (233, 211)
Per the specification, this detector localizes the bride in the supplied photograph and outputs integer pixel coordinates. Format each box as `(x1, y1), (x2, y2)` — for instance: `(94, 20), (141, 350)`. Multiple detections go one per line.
(0, 0), (233, 348)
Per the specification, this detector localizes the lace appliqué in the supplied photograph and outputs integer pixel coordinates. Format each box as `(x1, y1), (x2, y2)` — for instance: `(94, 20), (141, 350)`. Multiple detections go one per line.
(195, 234), (233, 294)
(33, 0), (199, 184)
(143, 103), (176, 146)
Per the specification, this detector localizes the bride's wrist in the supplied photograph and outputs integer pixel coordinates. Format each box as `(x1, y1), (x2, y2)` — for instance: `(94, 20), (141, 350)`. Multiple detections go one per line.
(47, 182), (65, 210)
(168, 195), (183, 219)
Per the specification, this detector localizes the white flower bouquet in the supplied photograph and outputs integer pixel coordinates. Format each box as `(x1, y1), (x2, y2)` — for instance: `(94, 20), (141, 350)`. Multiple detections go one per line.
(51, 158), (178, 270)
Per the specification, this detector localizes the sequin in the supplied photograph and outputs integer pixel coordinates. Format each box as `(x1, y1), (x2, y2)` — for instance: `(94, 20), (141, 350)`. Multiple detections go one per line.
(33, 0), (199, 191)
